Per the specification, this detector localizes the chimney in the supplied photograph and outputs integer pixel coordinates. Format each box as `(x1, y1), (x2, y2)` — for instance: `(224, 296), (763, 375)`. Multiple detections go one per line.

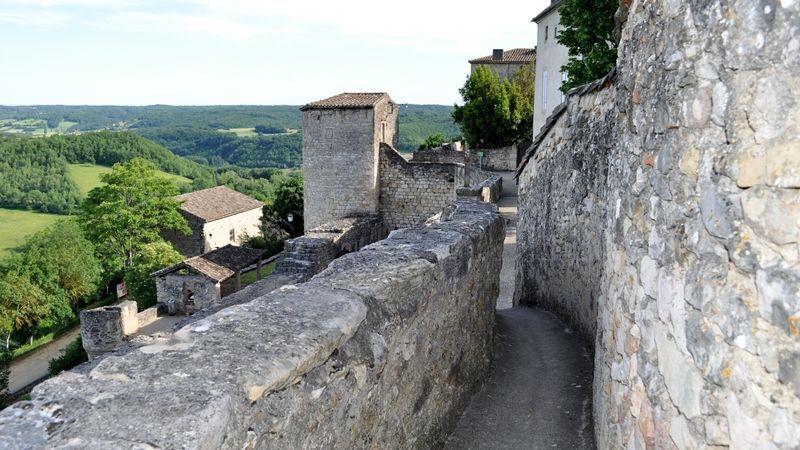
(492, 49), (504, 61)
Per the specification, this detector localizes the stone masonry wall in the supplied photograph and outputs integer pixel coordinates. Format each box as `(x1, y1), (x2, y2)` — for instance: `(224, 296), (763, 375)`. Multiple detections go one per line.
(0, 201), (504, 449)
(515, 0), (800, 447)
(274, 216), (386, 282)
(478, 144), (517, 171)
(302, 98), (398, 232)
(379, 143), (464, 231)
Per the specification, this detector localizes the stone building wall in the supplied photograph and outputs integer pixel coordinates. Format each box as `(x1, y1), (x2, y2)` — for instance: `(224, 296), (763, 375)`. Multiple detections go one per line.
(302, 98), (399, 232)
(164, 209), (263, 257)
(379, 143), (464, 231)
(155, 274), (220, 315)
(0, 201), (505, 450)
(162, 216), (204, 257)
(202, 208), (263, 253)
(515, 1), (800, 447)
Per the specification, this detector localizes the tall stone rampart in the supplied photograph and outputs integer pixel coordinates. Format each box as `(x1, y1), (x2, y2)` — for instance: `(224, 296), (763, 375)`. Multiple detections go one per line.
(515, 0), (800, 447)
(0, 201), (504, 449)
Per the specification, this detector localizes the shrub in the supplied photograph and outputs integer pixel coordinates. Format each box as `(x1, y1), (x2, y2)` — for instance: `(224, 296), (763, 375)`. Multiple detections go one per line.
(47, 336), (88, 376)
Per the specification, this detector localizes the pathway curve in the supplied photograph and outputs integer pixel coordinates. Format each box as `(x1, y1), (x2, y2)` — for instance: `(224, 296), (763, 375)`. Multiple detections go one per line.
(446, 172), (595, 449)
(8, 326), (81, 394)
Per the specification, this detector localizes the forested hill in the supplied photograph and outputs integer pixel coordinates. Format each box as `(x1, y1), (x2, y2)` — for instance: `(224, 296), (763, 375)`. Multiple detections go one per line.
(0, 132), (215, 214)
(0, 105), (460, 163)
(0, 131), (306, 216)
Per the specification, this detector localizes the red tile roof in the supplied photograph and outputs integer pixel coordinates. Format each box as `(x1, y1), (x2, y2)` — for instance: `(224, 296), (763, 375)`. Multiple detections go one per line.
(177, 186), (263, 222)
(300, 93), (391, 110)
(469, 48), (536, 64)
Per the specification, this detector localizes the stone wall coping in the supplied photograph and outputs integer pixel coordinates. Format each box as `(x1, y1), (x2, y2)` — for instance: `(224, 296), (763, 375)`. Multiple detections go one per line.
(516, 67), (617, 179)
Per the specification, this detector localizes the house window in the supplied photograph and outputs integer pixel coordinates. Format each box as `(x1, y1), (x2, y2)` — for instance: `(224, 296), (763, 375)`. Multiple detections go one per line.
(229, 228), (235, 242)
(545, 26), (548, 41)
(542, 70), (549, 112)
(381, 121), (387, 143)
(554, 26), (558, 38)
(561, 72), (568, 103)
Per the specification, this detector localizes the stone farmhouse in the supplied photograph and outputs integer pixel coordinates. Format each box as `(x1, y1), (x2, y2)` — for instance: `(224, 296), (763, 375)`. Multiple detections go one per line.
(164, 185), (263, 257)
(152, 245), (269, 315)
(469, 48), (536, 80)
(531, 0), (569, 136)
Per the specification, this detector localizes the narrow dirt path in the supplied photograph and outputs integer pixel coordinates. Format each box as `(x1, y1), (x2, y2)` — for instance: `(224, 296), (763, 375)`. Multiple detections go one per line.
(446, 172), (595, 449)
(8, 326), (81, 394)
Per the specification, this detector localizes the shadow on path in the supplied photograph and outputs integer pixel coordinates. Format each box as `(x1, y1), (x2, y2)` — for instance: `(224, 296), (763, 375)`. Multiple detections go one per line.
(446, 308), (595, 449)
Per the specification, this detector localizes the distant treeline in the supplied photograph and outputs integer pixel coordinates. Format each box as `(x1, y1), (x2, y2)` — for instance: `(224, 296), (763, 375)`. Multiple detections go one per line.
(0, 105), (302, 132)
(136, 127), (302, 168)
(0, 132), (295, 214)
(0, 104), (461, 162)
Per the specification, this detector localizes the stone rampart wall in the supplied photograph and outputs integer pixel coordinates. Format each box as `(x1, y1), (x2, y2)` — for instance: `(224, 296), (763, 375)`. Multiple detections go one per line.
(0, 201), (505, 449)
(411, 143), (470, 165)
(478, 144), (517, 171)
(379, 143), (464, 231)
(274, 216), (385, 282)
(515, 1), (800, 447)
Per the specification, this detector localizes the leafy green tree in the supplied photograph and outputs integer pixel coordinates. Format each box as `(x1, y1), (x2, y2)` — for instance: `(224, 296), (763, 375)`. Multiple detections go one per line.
(418, 133), (447, 150)
(264, 173), (303, 236)
(0, 271), (47, 350)
(557, 0), (618, 93)
(79, 158), (190, 270)
(12, 220), (102, 307)
(452, 66), (532, 148)
(123, 241), (183, 310)
(0, 348), (10, 402)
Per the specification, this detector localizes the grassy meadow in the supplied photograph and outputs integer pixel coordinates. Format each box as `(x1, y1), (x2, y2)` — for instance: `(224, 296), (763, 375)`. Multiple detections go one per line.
(67, 163), (191, 196)
(0, 209), (62, 259)
(0, 164), (192, 260)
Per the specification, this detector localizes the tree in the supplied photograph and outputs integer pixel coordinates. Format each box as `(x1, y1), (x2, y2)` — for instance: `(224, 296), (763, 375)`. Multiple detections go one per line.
(12, 220), (102, 307)
(452, 66), (533, 148)
(79, 158), (190, 270)
(0, 348), (10, 402)
(557, 0), (618, 93)
(264, 173), (303, 237)
(0, 271), (48, 350)
(418, 133), (447, 151)
(123, 241), (183, 310)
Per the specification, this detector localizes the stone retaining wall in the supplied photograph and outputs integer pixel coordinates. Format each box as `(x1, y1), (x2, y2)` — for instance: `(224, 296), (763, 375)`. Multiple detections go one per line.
(379, 143), (464, 231)
(514, 1), (800, 447)
(478, 144), (517, 171)
(411, 142), (471, 165)
(0, 200), (504, 449)
(274, 216), (385, 282)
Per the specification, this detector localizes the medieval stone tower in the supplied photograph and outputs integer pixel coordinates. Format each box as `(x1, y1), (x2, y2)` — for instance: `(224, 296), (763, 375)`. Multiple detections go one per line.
(300, 93), (399, 232)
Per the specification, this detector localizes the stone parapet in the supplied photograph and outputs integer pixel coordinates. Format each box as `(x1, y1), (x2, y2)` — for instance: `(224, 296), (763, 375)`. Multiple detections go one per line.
(79, 300), (138, 360)
(0, 200), (504, 449)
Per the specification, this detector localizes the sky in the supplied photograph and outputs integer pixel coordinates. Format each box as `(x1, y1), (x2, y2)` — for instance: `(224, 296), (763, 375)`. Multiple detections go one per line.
(0, 0), (550, 105)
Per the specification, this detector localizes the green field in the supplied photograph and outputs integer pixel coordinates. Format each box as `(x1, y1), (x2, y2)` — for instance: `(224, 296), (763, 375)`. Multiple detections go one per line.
(67, 163), (191, 196)
(0, 118), (77, 136)
(218, 127), (300, 138)
(0, 164), (192, 259)
(0, 209), (62, 259)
